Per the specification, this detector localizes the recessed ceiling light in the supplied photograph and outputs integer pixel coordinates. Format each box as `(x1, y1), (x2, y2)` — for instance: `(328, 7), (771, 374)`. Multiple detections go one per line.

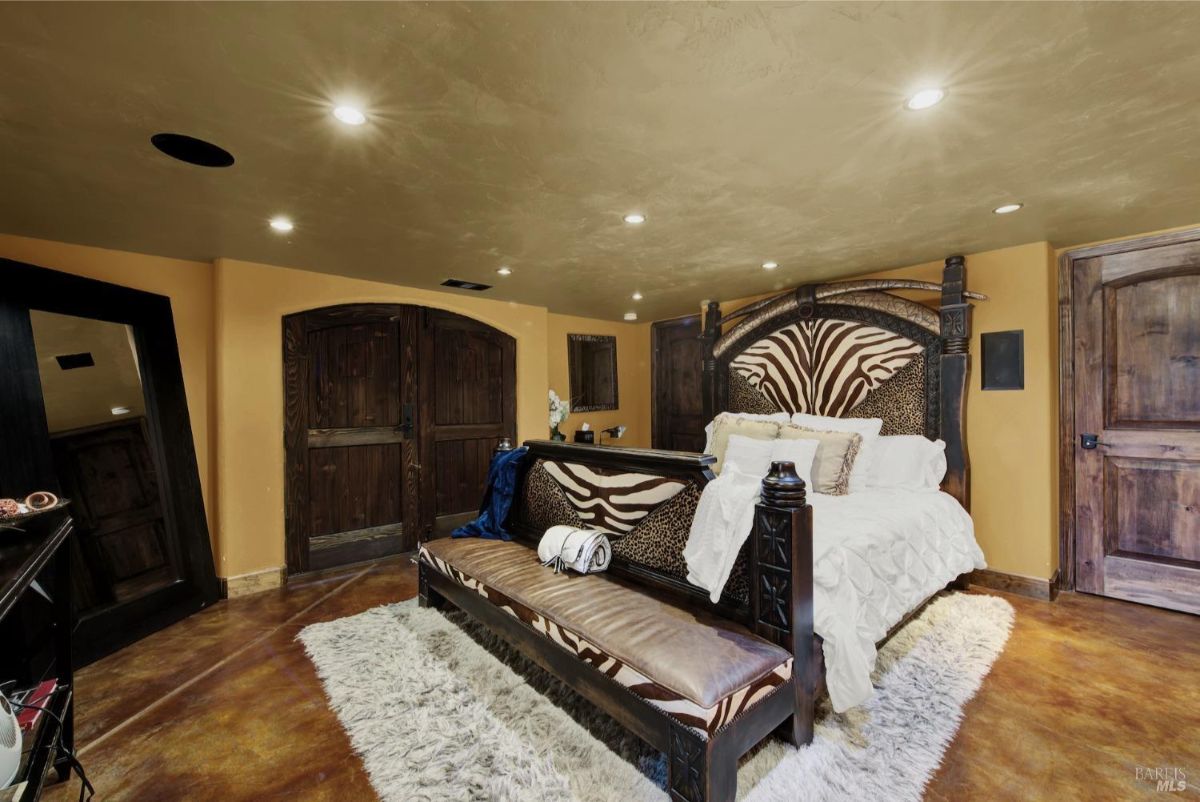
(993, 203), (1024, 215)
(905, 88), (946, 111)
(624, 312), (638, 321)
(623, 213), (646, 225)
(269, 216), (294, 233)
(631, 291), (643, 301)
(333, 105), (367, 126)
(496, 266), (512, 276)
(111, 406), (130, 416)
(762, 261), (779, 270)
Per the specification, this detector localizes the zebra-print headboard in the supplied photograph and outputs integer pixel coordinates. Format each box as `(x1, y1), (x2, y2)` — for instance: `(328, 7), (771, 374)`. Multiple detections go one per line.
(702, 256), (984, 509)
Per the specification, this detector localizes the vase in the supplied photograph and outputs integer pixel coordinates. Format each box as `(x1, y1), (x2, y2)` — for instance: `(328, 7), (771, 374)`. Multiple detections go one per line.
(550, 425), (566, 442)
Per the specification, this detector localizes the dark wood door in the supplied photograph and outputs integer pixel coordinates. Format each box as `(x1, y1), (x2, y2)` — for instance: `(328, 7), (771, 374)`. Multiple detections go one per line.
(51, 420), (178, 615)
(284, 306), (420, 573)
(652, 314), (705, 452)
(1072, 237), (1200, 614)
(419, 309), (516, 538)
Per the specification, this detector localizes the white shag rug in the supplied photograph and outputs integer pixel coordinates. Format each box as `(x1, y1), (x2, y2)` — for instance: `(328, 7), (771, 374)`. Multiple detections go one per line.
(298, 592), (1013, 802)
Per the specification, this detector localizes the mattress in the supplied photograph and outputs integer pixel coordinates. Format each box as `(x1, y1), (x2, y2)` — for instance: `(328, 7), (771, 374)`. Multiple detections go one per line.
(809, 489), (986, 712)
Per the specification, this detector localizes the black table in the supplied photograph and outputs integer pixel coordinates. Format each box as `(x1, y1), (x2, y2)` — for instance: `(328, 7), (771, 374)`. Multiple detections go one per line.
(0, 510), (74, 801)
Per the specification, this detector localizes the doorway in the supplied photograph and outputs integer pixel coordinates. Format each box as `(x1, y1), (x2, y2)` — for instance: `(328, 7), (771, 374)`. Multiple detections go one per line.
(1060, 229), (1200, 615)
(283, 305), (516, 574)
(651, 314), (705, 452)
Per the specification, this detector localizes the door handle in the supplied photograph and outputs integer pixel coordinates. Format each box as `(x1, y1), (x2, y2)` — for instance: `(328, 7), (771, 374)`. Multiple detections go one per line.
(1080, 433), (1106, 450)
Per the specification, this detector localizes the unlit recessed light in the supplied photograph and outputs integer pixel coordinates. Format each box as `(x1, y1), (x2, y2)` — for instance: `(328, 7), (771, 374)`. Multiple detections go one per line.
(993, 203), (1023, 215)
(270, 217), (294, 233)
(762, 261), (779, 270)
(624, 312), (638, 321)
(623, 213), (646, 224)
(496, 266), (512, 276)
(631, 291), (643, 301)
(905, 88), (945, 111)
(111, 406), (131, 416)
(333, 105), (367, 126)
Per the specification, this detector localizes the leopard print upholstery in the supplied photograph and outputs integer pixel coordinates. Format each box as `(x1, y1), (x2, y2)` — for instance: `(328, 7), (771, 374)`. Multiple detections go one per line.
(612, 483), (749, 604)
(728, 367), (782, 415)
(518, 459), (585, 531)
(845, 353), (928, 436)
(611, 483), (700, 577)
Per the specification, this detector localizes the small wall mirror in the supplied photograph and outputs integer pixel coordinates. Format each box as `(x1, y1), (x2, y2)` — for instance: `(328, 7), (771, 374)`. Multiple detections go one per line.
(568, 334), (618, 412)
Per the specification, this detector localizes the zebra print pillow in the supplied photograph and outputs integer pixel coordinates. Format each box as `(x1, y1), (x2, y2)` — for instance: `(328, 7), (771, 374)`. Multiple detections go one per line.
(729, 320), (923, 417)
(540, 460), (686, 535)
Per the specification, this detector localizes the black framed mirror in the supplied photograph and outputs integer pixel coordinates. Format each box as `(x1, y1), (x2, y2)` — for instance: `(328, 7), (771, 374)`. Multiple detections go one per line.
(567, 333), (618, 412)
(0, 257), (219, 665)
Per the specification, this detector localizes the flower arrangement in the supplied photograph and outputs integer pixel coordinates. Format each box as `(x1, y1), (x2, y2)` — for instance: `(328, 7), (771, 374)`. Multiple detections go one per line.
(548, 389), (570, 441)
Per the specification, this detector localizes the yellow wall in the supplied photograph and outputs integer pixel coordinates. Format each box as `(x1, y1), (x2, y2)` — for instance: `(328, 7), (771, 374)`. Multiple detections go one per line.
(0, 234), (219, 559)
(546, 314), (652, 448)
(712, 242), (1060, 581)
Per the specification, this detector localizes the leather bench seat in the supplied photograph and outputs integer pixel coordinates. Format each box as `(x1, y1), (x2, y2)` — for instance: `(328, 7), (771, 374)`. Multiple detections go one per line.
(419, 537), (792, 737)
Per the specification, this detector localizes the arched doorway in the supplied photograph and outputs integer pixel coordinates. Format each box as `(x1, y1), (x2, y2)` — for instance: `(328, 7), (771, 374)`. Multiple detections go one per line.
(282, 304), (516, 573)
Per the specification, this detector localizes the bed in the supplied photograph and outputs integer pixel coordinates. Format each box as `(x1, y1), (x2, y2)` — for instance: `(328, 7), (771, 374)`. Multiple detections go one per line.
(417, 255), (985, 801)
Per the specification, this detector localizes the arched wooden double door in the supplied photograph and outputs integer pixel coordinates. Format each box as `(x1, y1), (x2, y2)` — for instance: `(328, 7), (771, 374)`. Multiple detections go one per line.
(283, 305), (515, 574)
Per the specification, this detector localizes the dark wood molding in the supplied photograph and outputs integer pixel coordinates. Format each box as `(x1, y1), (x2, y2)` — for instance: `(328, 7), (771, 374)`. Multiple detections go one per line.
(1056, 225), (1200, 593)
(969, 568), (1060, 602)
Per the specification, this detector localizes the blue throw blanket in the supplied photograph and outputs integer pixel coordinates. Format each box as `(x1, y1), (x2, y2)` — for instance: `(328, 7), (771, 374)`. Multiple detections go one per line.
(452, 446), (529, 540)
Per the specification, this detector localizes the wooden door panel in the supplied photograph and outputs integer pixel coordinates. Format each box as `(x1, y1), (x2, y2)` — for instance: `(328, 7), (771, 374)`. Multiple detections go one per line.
(306, 444), (403, 537)
(308, 322), (400, 429)
(1072, 238), (1200, 614)
(433, 328), (506, 425)
(652, 315), (705, 452)
(420, 310), (516, 538)
(433, 437), (495, 517)
(1106, 457), (1200, 564)
(1108, 274), (1200, 428)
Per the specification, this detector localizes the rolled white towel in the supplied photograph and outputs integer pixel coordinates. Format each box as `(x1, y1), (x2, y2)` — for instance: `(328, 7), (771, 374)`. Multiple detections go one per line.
(538, 525), (612, 574)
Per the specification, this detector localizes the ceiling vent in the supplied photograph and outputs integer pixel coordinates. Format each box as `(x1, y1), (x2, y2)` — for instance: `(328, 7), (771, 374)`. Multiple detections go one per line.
(55, 352), (95, 370)
(441, 279), (492, 292)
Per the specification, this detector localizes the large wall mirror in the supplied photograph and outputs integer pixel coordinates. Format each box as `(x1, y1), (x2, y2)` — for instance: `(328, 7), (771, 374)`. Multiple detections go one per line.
(0, 258), (219, 666)
(568, 333), (618, 412)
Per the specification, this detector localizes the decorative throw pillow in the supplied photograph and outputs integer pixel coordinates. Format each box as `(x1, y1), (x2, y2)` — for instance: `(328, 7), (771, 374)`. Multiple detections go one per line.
(866, 436), (947, 491)
(707, 413), (782, 473)
(777, 424), (862, 495)
(703, 411), (789, 454)
(722, 435), (779, 478)
(611, 483), (702, 579)
(790, 413), (883, 493)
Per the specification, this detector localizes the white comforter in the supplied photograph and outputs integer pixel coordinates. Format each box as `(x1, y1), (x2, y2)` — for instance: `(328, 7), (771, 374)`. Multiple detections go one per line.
(810, 490), (985, 712)
(685, 484), (985, 713)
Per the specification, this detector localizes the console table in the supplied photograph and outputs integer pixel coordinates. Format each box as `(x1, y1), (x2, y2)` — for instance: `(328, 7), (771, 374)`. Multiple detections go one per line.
(0, 510), (74, 801)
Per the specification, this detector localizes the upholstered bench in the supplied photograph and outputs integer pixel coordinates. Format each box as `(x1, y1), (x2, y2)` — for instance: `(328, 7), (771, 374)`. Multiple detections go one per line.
(417, 441), (817, 802)
(418, 537), (793, 737)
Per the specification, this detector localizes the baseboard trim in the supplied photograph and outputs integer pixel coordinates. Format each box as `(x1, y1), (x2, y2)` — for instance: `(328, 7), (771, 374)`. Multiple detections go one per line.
(221, 566), (287, 599)
(969, 568), (1060, 602)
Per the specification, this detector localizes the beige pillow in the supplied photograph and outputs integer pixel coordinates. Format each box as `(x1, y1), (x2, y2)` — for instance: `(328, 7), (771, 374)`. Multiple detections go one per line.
(708, 414), (781, 473)
(777, 424), (862, 495)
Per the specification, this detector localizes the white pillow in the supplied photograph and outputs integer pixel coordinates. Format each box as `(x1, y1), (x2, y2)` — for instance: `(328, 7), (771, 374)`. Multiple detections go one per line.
(704, 412), (790, 453)
(721, 434), (778, 478)
(790, 413), (883, 493)
(866, 436), (947, 491)
(769, 437), (820, 490)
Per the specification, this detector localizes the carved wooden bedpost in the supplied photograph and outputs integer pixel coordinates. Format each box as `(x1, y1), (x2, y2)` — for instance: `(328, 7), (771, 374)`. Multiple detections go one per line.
(701, 301), (721, 424)
(751, 460), (815, 746)
(939, 255), (973, 510)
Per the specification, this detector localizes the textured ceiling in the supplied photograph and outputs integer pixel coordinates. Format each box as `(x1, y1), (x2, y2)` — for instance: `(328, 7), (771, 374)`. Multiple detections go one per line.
(1, 2), (1199, 320)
